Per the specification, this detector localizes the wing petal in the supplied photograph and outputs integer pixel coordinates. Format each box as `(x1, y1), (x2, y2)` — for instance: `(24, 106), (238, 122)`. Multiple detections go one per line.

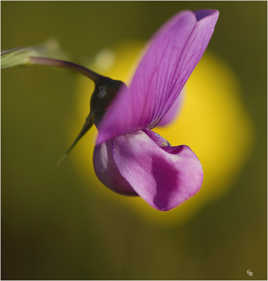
(112, 131), (203, 211)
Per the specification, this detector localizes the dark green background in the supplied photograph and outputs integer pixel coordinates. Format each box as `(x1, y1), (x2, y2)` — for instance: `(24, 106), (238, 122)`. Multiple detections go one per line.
(2, 2), (267, 280)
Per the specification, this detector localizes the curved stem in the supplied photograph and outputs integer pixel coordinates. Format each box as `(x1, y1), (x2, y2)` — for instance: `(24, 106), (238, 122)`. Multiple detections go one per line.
(29, 56), (104, 83)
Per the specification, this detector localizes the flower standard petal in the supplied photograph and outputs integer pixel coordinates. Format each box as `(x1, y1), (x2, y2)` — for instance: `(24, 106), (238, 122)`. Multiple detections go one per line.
(110, 131), (203, 211)
(156, 88), (185, 127)
(97, 10), (219, 145)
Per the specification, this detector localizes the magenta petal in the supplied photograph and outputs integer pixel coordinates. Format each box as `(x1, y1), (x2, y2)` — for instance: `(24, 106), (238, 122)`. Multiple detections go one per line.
(93, 140), (137, 196)
(156, 88), (185, 127)
(112, 131), (203, 211)
(97, 10), (219, 144)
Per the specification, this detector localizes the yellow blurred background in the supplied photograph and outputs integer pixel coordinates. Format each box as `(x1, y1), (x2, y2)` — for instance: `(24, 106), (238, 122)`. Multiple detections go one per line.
(74, 42), (253, 225)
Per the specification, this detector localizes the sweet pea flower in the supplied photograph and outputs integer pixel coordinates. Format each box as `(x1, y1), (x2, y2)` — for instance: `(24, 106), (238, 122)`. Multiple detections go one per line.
(93, 10), (219, 211)
(1, 9), (219, 211)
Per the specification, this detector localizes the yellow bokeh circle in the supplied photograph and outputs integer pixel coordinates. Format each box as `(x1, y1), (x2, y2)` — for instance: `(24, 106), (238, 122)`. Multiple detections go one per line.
(70, 42), (253, 225)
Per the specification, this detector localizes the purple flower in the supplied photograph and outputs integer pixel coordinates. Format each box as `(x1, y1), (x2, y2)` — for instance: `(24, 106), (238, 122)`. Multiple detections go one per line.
(94, 10), (219, 211)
